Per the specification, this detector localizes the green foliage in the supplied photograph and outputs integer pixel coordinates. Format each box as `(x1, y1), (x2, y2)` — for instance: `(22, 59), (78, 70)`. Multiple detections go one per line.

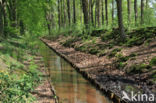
(116, 53), (129, 62)
(4, 26), (19, 37)
(126, 27), (156, 46)
(0, 36), (42, 102)
(90, 29), (108, 37)
(0, 71), (39, 103)
(116, 62), (127, 69)
(128, 64), (152, 74)
(62, 37), (80, 47)
(100, 27), (156, 47)
(150, 56), (156, 66)
(108, 48), (122, 58)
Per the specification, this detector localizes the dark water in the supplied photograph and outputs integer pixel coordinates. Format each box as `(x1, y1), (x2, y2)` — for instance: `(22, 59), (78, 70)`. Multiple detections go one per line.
(39, 42), (111, 103)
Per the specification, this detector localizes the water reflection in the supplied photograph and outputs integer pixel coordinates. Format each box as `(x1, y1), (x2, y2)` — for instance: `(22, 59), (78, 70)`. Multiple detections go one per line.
(39, 43), (111, 103)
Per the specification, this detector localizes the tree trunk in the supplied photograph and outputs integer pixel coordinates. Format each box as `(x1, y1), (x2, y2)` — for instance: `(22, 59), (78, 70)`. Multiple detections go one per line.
(19, 20), (24, 35)
(0, 2), (4, 36)
(102, 0), (104, 25)
(96, 0), (100, 27)
(11, 0), (17, 27)
(58, 0), (61, 28)
(63, 0), (66, 27)
(95, 0), (97, 27)
(134, 0), (138, 26)
(73, 0), (76, 24)
(60, 0), (63, 26)
(105, 0), (108, 26)
(116, 0), (126, 41)
(82, 0), (89, 29)
(141, 0), (144, 24)
(112, 0), (114, 26)
(127, 0), (131, 23)
(91, 0), (94, 26)
(67, 0), (71, 26)
(2, 0), (8, 28)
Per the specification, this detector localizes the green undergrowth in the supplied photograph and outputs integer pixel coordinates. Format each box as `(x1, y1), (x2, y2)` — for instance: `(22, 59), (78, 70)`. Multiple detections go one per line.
(101, 27), (156, 47)
(58, 27), (156, 57)
(0, 36), (42, 102)
(127, 63), (152, 74)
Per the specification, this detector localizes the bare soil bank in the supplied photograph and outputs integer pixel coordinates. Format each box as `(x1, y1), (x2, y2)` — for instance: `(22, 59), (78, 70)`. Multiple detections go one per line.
(41, 37), (156, 103)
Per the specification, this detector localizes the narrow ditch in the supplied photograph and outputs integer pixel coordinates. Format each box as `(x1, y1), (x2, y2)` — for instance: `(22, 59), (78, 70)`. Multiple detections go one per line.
(39, 41), (114, 103)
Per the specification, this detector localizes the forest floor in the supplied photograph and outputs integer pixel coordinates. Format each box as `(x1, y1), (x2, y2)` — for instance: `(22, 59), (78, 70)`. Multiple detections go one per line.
(42, 27), (156, 101)
(0, 37), (57, 103)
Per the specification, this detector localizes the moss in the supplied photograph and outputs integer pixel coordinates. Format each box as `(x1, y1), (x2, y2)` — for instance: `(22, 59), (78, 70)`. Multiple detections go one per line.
(63, 37), (80, 47)
(153, 75), (156, 82)
(97, 50), (106, 57)
(128, 64), (152, 74)
(91, 29), (108, 37)
(89, 48), (99, 54)
(126, 37), (143, 46)
(75, 45), (88, 52)
(126, 27), (156, 47)
(116, 62), (127, 69)
(108, 48), (122, 58)
(100, 27), (156, 47)
(150, 56), (156, 66)
(116, 53), (129, 62)
(129, 53), (137, 57)
(101, 31), (114, 41)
